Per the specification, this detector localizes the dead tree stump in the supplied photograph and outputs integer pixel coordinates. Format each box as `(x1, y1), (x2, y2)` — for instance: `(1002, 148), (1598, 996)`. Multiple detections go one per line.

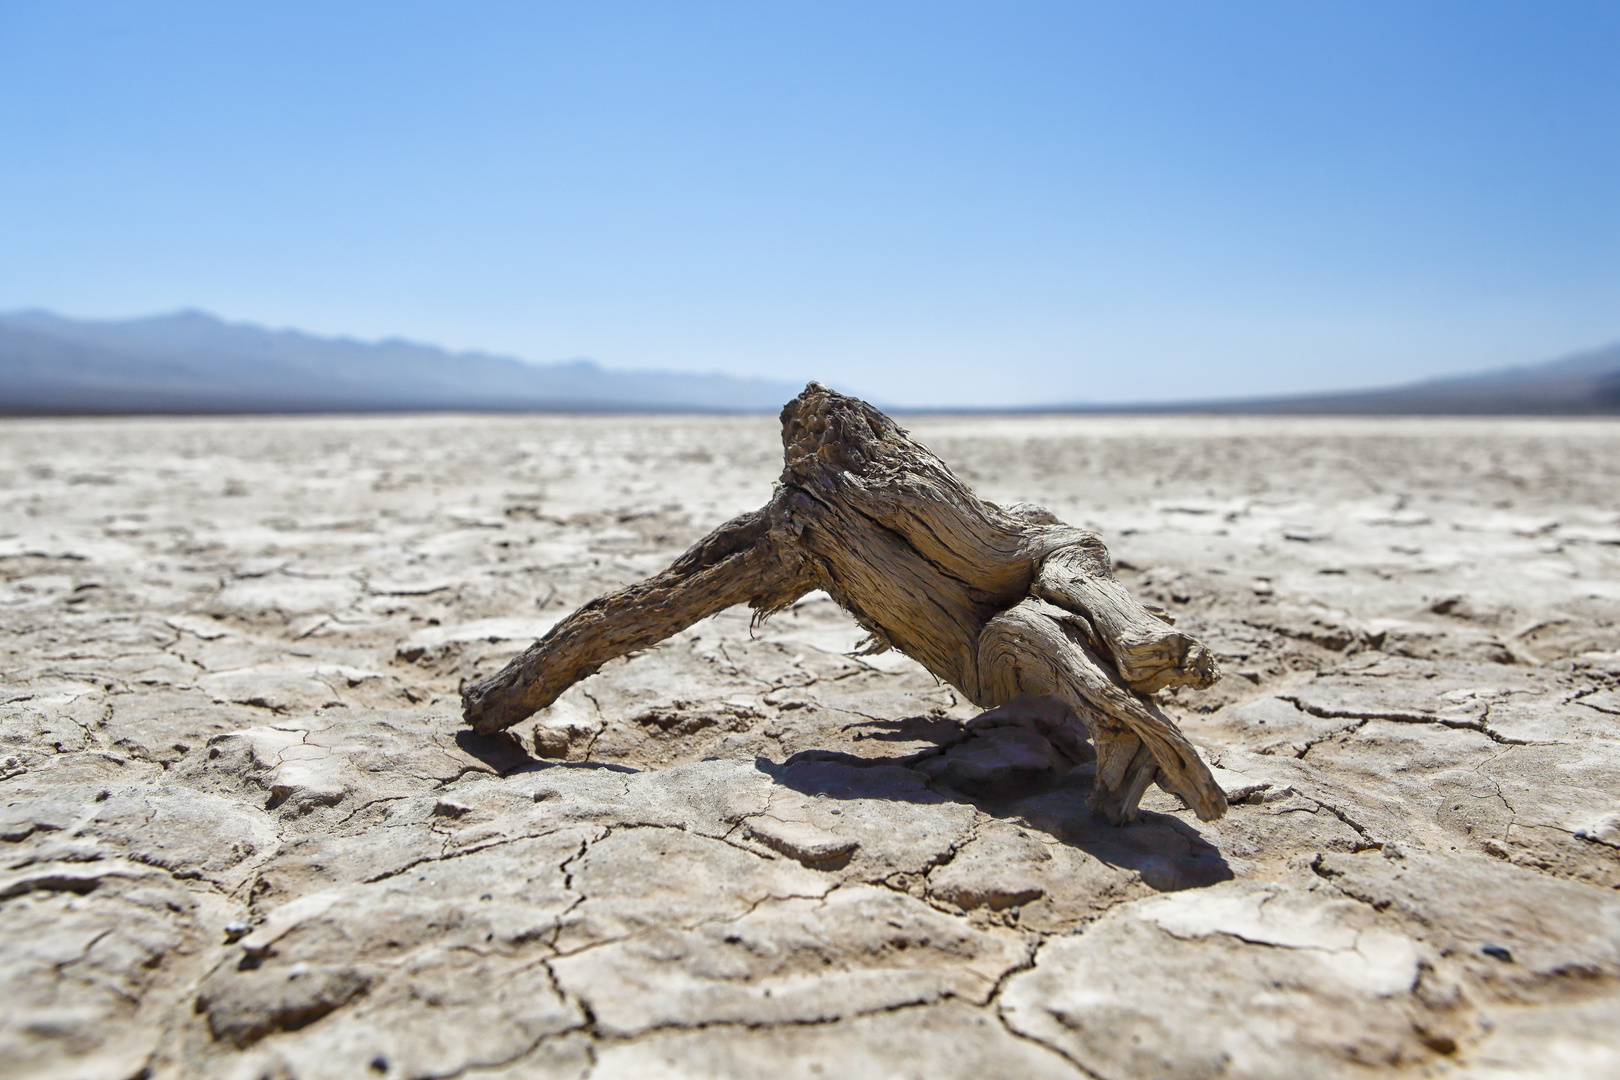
(463, 383), (1227, 823)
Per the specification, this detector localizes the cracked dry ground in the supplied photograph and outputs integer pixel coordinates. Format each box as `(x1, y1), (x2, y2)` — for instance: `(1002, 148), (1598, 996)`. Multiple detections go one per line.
(3, 414), (1619, 1080)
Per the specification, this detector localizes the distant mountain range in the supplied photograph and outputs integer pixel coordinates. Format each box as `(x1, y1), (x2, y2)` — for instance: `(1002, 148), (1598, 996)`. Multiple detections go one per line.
(1, 308), (1617, 415)
(0, 309), (799, 414)
(1052, 341), (1620, 416)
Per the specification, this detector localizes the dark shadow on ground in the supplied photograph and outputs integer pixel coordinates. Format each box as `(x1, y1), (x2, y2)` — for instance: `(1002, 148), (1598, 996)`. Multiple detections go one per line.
(453, 729), (641, 776)
(755, 719), (1232, 894)
(832, 714), (971, 756)
(453, 729), (535, 775)
(459, 703), (1231, 893)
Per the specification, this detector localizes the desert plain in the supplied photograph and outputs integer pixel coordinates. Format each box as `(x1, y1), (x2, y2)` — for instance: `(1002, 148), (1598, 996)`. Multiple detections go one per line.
(3, 408), (1620, 1080)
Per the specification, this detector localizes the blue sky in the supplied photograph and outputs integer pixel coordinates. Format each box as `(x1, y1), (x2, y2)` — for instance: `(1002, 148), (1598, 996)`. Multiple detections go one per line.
(2, 1), (1616, 407)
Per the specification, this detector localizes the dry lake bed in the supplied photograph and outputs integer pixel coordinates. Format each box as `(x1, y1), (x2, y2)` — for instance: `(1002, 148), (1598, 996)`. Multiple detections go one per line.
(3, 411), (1620, 1079)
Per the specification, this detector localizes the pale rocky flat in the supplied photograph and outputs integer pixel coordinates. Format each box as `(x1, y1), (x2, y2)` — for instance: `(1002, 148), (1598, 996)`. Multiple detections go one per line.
(2, 411), (1618, 1080)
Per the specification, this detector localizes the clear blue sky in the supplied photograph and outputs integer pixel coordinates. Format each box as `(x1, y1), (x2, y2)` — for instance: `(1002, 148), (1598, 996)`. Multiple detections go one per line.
(2, 1), (1616, 407)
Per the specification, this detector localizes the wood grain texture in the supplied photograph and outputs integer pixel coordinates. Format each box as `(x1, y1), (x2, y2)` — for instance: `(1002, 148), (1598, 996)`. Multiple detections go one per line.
(462, 383), (1227, 822)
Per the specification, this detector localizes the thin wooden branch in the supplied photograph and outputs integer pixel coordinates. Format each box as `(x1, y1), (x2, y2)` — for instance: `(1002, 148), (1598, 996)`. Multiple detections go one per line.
(461, 507), (813, 734)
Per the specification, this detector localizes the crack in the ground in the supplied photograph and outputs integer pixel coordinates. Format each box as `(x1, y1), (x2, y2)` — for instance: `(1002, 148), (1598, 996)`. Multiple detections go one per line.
(983, 927), (1105, 1080)
(547, 833), (593, 948)
(547, 830), (838, 965)
(912, 814), (984, 911)
(332, 793), (410, 829)
(580, 995), (954, 1053)
(357, 824), (597, 886)
(1281, 694), (1532, 747)
(1474, 700), (1536, 746)
(1292, 716), (1372, 760)
(1298, 794), (1377, 843)
(409, 1025), (589, 1080)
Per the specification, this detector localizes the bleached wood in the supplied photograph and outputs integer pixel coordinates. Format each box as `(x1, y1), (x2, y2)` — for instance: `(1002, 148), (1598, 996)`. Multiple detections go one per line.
(462, 383), (1226, 823)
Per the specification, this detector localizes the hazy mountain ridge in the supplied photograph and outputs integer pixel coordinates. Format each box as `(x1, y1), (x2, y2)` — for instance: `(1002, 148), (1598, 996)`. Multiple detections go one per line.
(0, 309), (801, 414)
(1047, 342), (1620, 416)
(2, 309), (1617, 415)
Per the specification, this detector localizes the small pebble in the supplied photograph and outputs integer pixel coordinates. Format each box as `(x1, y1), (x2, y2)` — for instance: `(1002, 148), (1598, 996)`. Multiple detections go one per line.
(1481, 944), (1513, 963)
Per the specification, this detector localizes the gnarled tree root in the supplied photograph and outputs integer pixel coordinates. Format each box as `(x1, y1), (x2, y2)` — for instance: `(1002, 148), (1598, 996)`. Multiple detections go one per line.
(462, 383), (1226, 824)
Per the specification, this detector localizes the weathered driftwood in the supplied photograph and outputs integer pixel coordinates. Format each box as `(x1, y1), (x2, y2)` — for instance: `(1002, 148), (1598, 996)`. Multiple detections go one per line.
(463, 383), (1226, 823)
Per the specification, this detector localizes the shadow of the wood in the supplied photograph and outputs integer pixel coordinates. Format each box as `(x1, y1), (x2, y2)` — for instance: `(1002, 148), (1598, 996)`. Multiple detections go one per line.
(452, 728), (534, 774)
(454, 707), (1230, 894)
(755, 742), (1233, 894)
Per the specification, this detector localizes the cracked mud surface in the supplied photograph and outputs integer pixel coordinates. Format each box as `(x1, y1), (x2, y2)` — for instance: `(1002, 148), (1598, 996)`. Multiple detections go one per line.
(3, 412), (1619, 1079)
